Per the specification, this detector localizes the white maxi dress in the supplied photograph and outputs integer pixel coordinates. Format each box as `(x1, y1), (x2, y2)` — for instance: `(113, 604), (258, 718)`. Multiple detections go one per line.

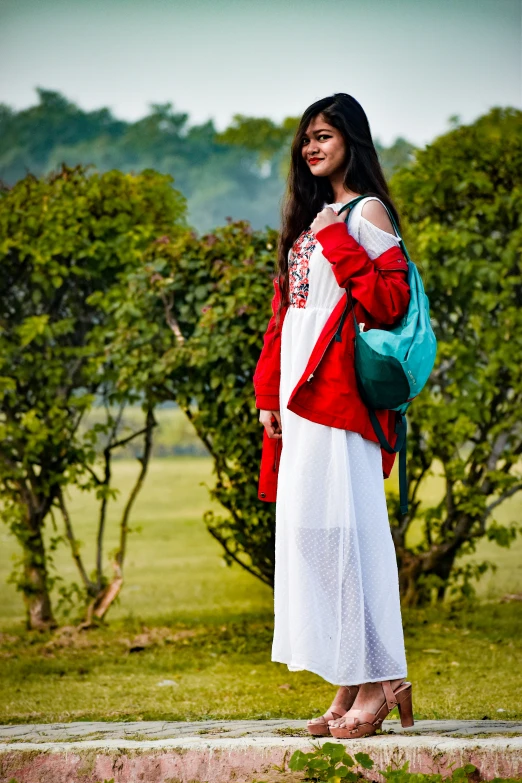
(271, 196), (408, 686)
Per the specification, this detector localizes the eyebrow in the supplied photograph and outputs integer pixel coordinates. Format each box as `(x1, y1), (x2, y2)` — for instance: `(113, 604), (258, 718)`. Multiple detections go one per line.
(303, 129), (333, 136)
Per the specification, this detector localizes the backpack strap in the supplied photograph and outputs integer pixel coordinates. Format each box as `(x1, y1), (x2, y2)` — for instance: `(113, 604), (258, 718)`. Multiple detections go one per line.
(337, 194), (410, 515)
(337, 193), (412, 264)
(369, 409), (409, 514)
(336, 194), (369, 217)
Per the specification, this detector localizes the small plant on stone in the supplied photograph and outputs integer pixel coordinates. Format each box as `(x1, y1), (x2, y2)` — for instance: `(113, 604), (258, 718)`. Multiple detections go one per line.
(288, 743), (482, 783)
(380, 760), (478, 782)
(288, 741), (374, 781)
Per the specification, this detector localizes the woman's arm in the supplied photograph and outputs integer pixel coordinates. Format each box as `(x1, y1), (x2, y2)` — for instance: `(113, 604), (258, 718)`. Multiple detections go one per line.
(314, 203), (410, 325)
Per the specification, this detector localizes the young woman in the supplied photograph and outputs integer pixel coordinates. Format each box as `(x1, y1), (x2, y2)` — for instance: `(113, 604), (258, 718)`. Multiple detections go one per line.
(253, 93), (414, 739)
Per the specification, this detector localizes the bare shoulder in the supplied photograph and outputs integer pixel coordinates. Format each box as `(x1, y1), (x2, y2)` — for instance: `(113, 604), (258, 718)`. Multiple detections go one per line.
(361, 199), (395, 235)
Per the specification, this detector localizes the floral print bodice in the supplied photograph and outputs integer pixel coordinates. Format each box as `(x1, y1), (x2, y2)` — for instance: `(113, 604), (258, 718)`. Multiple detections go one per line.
(288, 227), (316, 308)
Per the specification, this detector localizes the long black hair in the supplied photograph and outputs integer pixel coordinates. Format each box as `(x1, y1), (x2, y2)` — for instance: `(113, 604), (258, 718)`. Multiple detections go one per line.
(276, 93), (400, 321)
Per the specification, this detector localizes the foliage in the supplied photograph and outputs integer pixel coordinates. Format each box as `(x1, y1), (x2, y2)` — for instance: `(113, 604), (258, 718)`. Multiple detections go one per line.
(0, 89), (416, 234)
(289, 742), (374, 782)
(216, 114), (298, 160)
(286, 743), (481, 783)
(379, 763), (480, 783)
(375, 136), (417, 178)
(0, 88), (125, 179)
(215, 113), (300, 181)
(110, 218), (279, 586)
(389, 107), (522, 604)
(171, 222), (280, 585)
(0, 164), (186, 628)
(0, 90), (287, 233)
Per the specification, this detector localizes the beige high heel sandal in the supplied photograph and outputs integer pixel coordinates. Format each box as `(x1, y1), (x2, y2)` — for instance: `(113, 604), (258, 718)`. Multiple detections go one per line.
(307, 685), (359, 736)
(329, 679), (414, 739)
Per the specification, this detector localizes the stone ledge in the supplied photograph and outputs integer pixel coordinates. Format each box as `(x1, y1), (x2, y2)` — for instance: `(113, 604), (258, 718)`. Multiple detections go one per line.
(0, 726), (521, 783)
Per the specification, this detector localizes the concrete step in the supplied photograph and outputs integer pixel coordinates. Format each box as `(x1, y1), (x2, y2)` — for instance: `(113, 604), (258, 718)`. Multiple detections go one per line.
(1, 720), (521, 782)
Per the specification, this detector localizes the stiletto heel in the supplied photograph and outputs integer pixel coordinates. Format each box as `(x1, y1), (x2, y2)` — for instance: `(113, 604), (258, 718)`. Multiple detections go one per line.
(397, 684), (414, 727)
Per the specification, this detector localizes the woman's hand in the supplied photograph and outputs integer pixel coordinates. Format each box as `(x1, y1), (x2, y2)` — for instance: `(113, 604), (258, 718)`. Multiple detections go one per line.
(310, 206), (346, 235)
(259, 410), (282, 438)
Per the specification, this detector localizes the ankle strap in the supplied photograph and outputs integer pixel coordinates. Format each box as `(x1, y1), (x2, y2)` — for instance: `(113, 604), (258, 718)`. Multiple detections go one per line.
(381, 680), (399, 710)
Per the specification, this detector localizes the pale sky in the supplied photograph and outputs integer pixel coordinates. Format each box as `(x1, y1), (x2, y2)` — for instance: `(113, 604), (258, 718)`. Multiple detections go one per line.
(0, 0), (520, 145)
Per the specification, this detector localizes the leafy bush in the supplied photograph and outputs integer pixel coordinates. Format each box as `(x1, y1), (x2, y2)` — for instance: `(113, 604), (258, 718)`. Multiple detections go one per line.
(289, 741), (375, 781)
(388, 106), (522, 604)
(0, 164), (186, 627)
(111, 217), (279, 586)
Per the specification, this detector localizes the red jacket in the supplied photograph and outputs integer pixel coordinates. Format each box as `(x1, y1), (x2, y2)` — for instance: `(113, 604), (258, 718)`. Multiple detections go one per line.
(253, 220), (411, 502)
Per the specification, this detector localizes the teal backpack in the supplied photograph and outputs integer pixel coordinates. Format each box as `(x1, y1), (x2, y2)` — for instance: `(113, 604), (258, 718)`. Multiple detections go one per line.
(336, 195), (437, 514)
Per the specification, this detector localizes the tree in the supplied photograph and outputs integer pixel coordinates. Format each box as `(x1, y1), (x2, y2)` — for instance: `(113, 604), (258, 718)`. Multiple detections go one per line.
(389, 106), (522, 603)
(0, 165), (186, 628)
(375, 137), (417, 178)
(0, 88), (125, 177)
(110, 218), (280, 587)
(171, 222), (280, 586)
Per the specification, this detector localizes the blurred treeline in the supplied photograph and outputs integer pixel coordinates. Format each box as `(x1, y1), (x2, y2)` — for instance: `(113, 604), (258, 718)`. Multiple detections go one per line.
(0, 88), (416, 234)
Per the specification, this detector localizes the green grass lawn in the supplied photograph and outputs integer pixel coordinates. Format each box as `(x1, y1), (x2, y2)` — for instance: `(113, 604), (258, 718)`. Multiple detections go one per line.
(0, 456), (521, 723)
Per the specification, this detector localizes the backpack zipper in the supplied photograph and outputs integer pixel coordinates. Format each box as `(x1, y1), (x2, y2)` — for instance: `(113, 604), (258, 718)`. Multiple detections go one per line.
(307, 334), (336, 382)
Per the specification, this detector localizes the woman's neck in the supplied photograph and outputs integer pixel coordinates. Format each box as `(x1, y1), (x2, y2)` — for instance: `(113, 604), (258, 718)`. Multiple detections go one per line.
(331, 185), (361, 203)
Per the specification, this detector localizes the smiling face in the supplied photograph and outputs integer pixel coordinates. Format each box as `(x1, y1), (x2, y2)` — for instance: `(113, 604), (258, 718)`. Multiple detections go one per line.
(301, 113), (348, 178)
